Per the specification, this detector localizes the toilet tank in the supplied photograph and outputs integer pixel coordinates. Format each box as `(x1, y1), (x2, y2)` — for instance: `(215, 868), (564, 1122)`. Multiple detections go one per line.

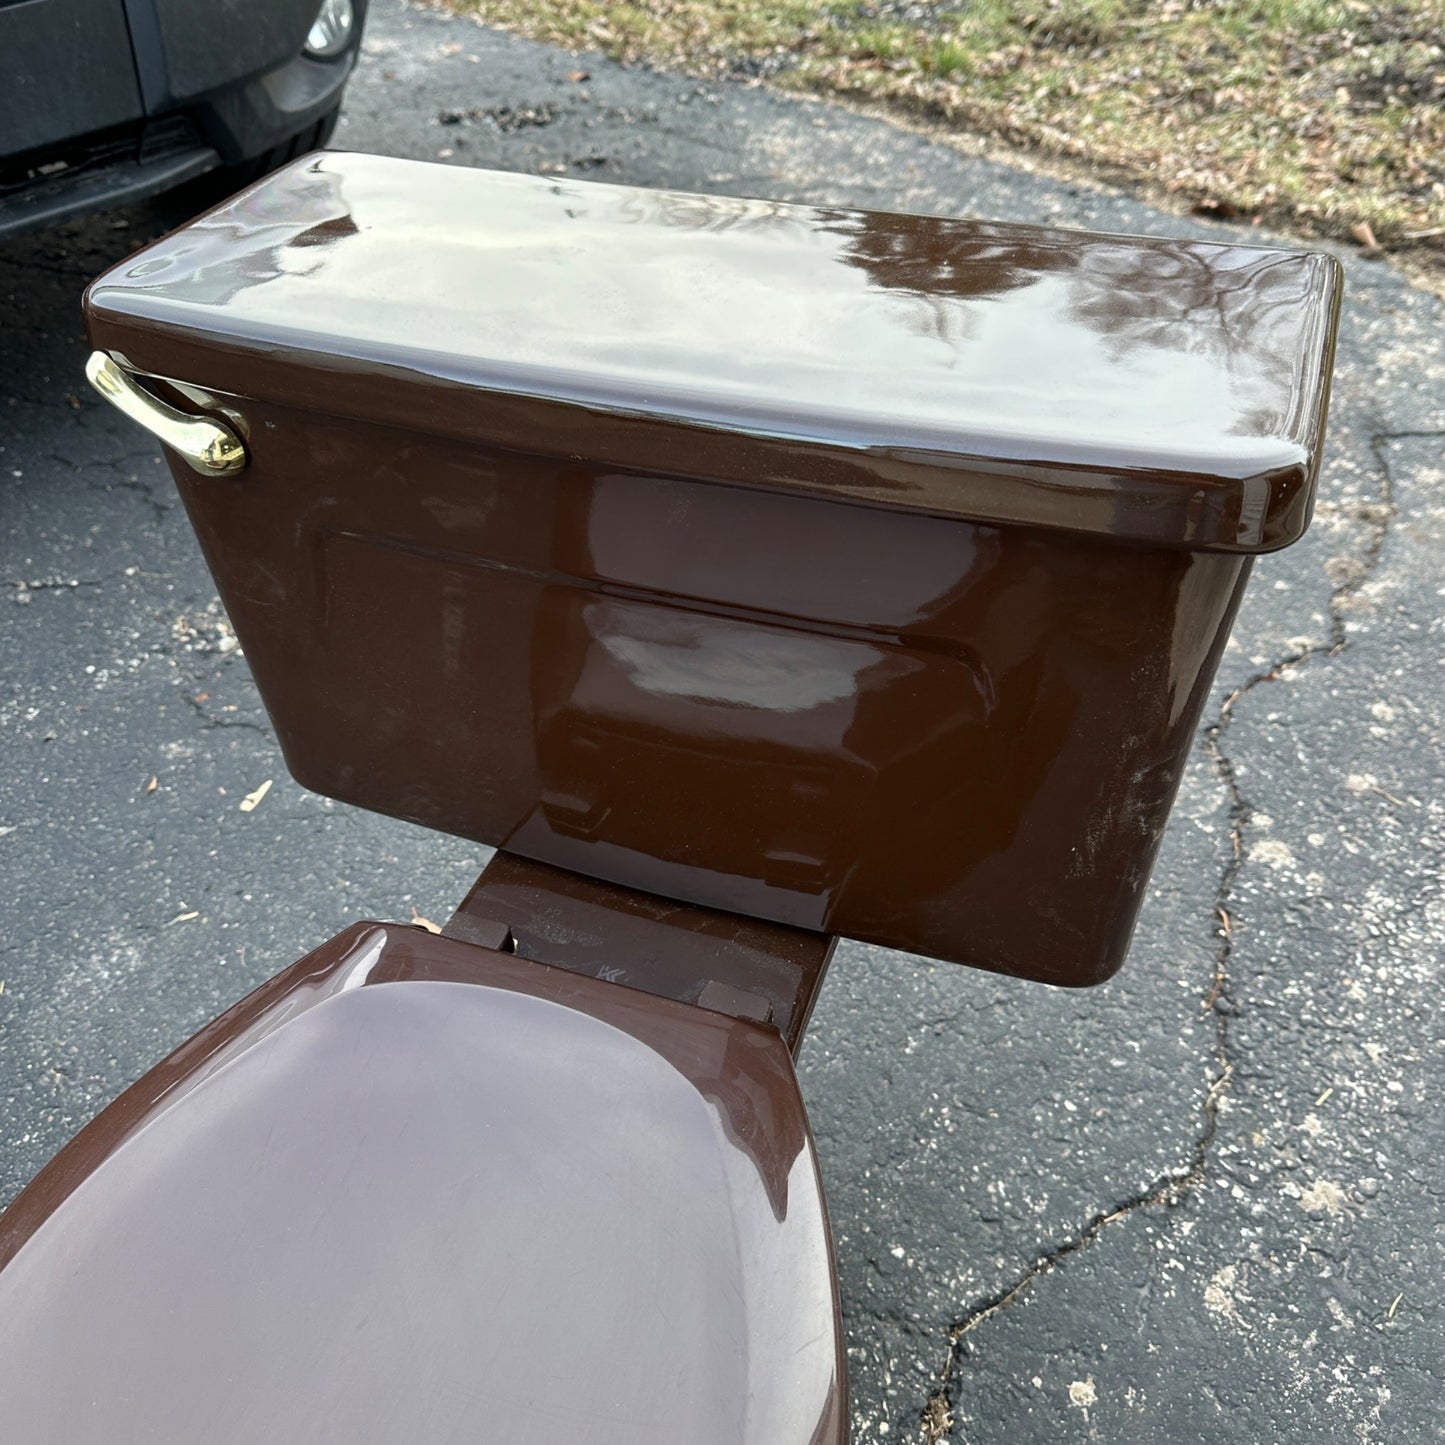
(83, 153), (1342, 987)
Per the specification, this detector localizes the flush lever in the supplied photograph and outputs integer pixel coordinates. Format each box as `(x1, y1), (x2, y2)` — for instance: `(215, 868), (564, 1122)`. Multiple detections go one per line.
(84, 351), (247, 476)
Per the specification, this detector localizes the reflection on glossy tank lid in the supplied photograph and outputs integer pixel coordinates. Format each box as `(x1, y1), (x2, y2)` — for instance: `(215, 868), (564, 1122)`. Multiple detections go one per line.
(87, 152), (1341, 553)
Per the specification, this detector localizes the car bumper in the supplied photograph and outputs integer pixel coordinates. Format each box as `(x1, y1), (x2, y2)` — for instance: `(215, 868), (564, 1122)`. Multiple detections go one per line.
(193, 40), (359, 166)
(0, 28), (359, 241)
(0, 130), (219, 241)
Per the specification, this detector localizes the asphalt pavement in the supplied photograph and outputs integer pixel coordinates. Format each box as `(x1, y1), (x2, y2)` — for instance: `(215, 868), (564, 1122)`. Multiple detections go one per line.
(2, 3), (1442, 1440)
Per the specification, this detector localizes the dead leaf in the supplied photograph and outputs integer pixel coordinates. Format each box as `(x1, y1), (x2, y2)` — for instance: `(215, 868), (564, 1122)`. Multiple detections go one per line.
(145, 775), (158, 794)
(439, 41), (463, 55)
(1191, 198), (1241, 221)
(410, 907), (443, 934)
(567, 69), (591, 82)
(239, 779), (273, 813)
(1350, 220), (1382, 253)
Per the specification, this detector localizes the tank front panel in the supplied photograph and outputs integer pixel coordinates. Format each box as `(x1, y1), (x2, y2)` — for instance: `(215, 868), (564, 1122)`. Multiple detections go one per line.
(166, 402), (1250, 985)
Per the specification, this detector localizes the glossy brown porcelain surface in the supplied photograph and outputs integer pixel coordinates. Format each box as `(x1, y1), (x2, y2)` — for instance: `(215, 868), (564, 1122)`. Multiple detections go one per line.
(0, 924), (846, 1445)
(132, 417), (1252, 983)
(86, 152), (1342, 553)
(80, 154), (1341, 985)
(446, 850), (837, 1052)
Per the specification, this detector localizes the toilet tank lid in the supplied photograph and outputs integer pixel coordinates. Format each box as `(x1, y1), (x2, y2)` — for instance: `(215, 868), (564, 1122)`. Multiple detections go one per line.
(85, 152), (1343, 554)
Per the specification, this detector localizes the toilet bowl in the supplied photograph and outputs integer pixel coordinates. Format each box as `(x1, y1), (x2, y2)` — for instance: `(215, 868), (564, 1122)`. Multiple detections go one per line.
(0, 152), (1341, 1441)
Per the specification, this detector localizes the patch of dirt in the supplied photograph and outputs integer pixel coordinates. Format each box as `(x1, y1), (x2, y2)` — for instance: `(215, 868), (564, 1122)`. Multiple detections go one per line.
(446, 1), (1445, 290)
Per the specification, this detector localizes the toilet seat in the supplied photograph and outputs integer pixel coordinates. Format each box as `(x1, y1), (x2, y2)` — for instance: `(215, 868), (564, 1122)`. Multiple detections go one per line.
(0, 924), (846, 1445)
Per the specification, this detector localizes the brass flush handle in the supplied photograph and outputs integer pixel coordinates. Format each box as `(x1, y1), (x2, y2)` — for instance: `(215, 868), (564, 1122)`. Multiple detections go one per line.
(84, 351), (247, 476)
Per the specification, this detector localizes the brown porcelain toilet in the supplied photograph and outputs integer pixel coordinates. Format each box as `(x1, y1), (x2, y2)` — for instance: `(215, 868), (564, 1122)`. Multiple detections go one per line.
(0, 153), (1341, 1443)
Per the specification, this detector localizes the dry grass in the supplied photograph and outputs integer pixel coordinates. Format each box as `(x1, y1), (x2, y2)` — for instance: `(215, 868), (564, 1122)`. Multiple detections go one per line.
(443, 0), (1445, 278)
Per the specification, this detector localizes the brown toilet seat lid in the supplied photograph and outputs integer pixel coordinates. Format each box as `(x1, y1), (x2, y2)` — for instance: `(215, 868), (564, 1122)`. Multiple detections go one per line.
(0, 924), (846, 1445)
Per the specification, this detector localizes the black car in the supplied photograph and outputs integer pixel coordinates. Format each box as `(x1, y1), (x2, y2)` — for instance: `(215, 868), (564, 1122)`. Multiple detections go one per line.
(0, 0), (367, 239)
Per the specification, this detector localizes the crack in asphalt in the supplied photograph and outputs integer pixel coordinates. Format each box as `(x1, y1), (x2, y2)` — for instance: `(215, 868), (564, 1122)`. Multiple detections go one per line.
(8, 575), (98, 590)
(179, 685), (271, 737)
(89, 471), (175, 523)
(914, 426), (1419, 1443)
(7, 573), (110, 603)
